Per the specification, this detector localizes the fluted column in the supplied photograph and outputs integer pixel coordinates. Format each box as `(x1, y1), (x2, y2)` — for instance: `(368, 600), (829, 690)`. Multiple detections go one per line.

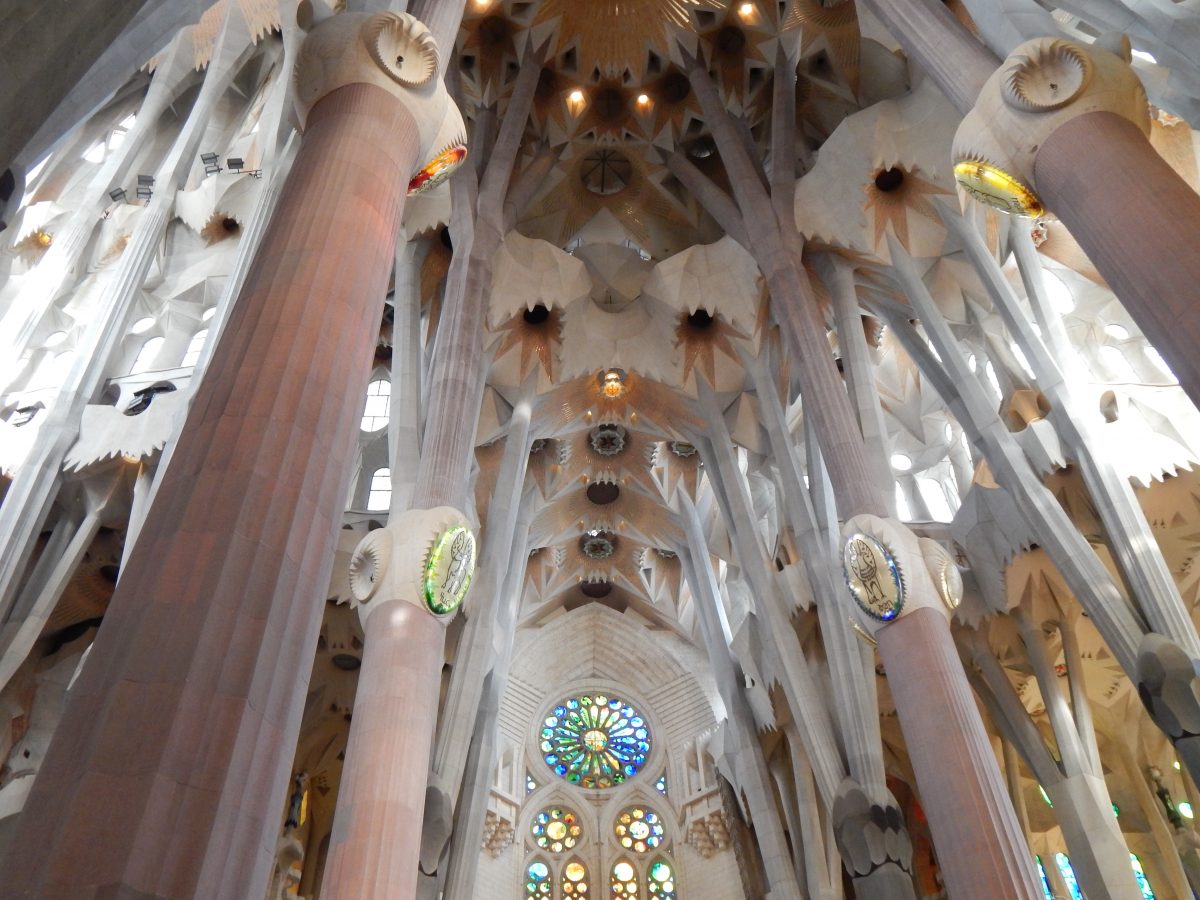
(843, 514), (1042, 899)
(0, 10), (459, 897)
(1034, 112), (1200, 403)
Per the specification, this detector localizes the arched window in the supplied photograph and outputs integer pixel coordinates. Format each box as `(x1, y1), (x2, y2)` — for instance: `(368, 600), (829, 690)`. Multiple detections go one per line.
(130, 336), (165, 375)
(525, 859), (551, 896)
(647, 859), (677, 898)
(181, 329), (209, 368)
(360, 379), (390, 432)
(614, 806), (664, 854)
(366, 467), (391, 511)
(541, 694), (651, 788)
(611, 859), (640, 897)
(561, 859), (589, 898)
(532, 806), (582, 853)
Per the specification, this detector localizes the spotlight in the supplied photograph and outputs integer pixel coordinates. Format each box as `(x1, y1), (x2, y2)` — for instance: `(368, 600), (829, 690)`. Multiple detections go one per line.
(739, 2), (754, 17)
(636, 93), (650, 106)
(569, 89), (585, 103)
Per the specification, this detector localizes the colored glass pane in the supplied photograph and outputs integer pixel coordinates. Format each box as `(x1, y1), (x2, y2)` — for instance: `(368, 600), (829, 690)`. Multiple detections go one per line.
(527, 773), (537, 794)
(562, 859), (589, 897)
(1130, 853), (1156, 899)
(1035, 856), (1053, 900)
(526, 860), (551, 896)
(541, 695), (651, 788)
(611, 859), (639, 897)
(614, 806), (665, 853)
(532, 807), (582, 853)
(655, 775), (667, 795)
(648, 859), (676, 898)
(1055, 853), (1084, 900)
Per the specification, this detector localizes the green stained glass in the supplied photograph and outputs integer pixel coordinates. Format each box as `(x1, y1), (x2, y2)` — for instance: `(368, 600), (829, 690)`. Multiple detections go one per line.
(648, 859), (677, 898)
(541, 694), (651, 788)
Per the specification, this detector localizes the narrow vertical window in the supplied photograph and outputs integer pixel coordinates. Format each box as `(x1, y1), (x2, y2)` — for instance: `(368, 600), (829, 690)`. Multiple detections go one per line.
(366, 467), (391, 511)
(181, 329), (209, 368)
(360, 379), (391, 432)
(131, 336), (165, 375)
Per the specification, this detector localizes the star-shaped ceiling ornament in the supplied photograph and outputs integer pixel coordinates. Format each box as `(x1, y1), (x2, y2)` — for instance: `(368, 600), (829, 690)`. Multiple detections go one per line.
(861, 165), (951, 258)
(674, 310), (747, 389)
(491, 305), (563, 382)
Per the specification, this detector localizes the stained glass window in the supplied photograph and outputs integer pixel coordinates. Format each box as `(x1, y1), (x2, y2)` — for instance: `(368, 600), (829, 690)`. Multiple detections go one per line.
(648, 859), (677, 898)
(611, 859), (640, 897)
(525, 860), (551, 896)
(526, 773), (538, 794)
(1130, 853), (1157, 899)
(1055, 853), (1084, 900)
(655, 775), (667, 796)
(541, 694), (651, 788)
(1035, 856), (1053, 900)
(615, 806), (664, 853)
(561, 859), (589, 897)
(532, 807), (582, 853)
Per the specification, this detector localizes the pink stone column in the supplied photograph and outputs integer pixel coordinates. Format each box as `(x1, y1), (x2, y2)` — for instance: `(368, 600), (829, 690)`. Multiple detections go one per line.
(0, 81), (420, 898)
(1035, 111), (1200, 407)
(878, 608), (1042, 899)
(320, 601), (445, 899)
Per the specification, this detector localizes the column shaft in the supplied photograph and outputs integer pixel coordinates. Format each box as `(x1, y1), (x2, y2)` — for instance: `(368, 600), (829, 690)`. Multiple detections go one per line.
(878, 608), (1042, 899)
(321, 602), (445, 899)
(0, 82), (418, 898)
(1035, 111), (1200, 408)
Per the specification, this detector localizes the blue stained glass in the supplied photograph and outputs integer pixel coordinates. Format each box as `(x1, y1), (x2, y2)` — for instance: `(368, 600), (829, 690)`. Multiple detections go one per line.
(1130, 853), (1157, 899)
(1035, 856), (1053, 900)
(655, 775), (667, 795)
(541, 694), (652, 788)
(1055, 853), (1084, 900)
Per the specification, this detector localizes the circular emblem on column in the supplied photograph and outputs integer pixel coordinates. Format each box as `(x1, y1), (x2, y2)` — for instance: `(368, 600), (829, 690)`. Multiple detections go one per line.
(937, 558), (963, 611)
(424, 525), (476, 615)
(364, 13), (438, 88)
(842, 533), (905, 622)
(953, 159), (1044, 217)
(408, 143), (467, 195)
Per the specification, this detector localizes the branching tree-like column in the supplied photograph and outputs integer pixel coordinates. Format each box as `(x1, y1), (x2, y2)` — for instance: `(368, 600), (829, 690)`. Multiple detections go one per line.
(0, 11), (463, 898)
(669, 38), (1039, 898)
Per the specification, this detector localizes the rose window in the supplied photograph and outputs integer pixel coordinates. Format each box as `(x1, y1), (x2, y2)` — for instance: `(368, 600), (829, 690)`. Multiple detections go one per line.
(541, 694), (651, 788)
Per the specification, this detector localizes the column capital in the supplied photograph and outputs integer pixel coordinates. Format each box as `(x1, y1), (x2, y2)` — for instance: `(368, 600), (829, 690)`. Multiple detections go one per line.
(839, 514), (962, 634)
(348, 506), (478, 624)
(951, 35), (1149, 217)
(295, 11), (467, 194)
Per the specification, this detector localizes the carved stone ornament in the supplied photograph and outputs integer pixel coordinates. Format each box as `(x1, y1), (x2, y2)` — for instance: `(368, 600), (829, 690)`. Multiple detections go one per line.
(919, 537), (962, 612)
(842, 533), (905, 622)
(590, 424), (627, 457)
(423, 525), (477, 616)
(953, 36), (1149, 218)
(363, 12), (438, 88)
(345, 506), (475, 623)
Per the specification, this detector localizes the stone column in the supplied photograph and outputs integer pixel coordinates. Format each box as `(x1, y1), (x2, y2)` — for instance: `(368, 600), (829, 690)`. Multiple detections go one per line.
(322, 507), (478, 900)
(953, 36), (1200, 410)
(842, 515), (1043, 900)
(0, 12), (462, 898)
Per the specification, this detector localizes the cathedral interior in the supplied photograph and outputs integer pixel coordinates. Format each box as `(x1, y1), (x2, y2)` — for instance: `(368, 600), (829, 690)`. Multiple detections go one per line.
(3, 1), (1200, 898)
